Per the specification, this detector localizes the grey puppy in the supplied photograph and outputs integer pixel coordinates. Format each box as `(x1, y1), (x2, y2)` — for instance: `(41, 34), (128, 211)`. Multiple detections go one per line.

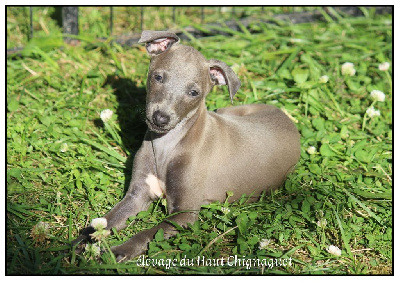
(73, 30), (301, 262)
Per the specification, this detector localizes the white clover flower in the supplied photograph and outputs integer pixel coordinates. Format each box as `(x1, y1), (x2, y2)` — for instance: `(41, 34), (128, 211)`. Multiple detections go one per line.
(370, 90), (385, 102)
(290, 38), (305, 43)
(366, 107), (381, 118)
(341, 62), (356, 76)
(85, 243), (101, 257)
(307, 146), (317, 155)
(32, 221), (50, 235)
(60, 143), (68, 153)
(100, 109), (113, 123)
(220, 207), (230, 214)
(259, 239), (272, 250)
(31, 221), (51, 243)
(221, 7), (229, 13)
(317, 218), (327, 228)
(327, 245), (342, 256)
(378, 62), (390, 71)
(90, 229), (111, 241)
(319, 75), (329, 83)
(36, 221), (50, 230)
(90, 217), (108, 231)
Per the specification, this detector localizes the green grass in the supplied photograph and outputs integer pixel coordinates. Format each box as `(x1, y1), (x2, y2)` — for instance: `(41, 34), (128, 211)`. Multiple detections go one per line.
(7, 6), (318, 49)
(7, 7), (392, 274)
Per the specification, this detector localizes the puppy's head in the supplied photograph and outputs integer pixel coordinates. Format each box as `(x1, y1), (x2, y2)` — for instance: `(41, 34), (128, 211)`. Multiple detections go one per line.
(139, 30), (241, 134)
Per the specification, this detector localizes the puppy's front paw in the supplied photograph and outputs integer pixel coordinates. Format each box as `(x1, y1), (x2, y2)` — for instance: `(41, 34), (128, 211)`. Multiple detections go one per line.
(110, 245), (129, 263)
(110, 236), (148, 263)
(71, 226), (96, 248)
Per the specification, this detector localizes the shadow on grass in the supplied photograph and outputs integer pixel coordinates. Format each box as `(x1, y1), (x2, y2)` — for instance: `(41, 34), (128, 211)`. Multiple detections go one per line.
(102, 75), (148, 194)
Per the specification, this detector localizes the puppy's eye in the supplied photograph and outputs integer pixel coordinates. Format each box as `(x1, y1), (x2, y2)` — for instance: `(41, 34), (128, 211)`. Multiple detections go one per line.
(189, 90), (199, 97)
(154, 74), (163, 82)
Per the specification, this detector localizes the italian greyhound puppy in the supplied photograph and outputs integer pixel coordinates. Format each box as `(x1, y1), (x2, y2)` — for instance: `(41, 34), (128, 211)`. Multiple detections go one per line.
(73, 30), (300, 262)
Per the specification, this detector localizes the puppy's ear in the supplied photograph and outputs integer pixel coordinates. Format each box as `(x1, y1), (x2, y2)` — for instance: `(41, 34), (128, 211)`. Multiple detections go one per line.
(209, 59), (241, 104)
(139, 30), (180, 56)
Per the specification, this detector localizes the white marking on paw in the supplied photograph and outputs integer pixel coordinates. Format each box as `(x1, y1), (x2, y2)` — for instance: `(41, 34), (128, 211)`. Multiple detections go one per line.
(145, 174), (164, 197)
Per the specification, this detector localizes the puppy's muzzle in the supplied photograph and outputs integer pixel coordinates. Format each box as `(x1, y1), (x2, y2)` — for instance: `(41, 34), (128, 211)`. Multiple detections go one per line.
(152, 110), (170, 128)
(145, 110), (171, 134)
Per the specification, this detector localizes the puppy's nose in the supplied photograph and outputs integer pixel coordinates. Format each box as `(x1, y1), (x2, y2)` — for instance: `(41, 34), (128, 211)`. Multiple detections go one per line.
(152, 110), (170, 127)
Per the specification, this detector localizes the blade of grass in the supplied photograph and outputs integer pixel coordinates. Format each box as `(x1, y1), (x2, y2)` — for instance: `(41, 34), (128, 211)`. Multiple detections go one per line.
(104, 122), (123, 145)
(7, 203), (37, 218)
(68, 213), (72, 241)
(53, 256), (62, 274)
(88, 126), (125, 153)
(78, 74), (87, 103)
(203, 23), (244, 37)
(180, 29), (204, 49)
(333, 210), (352, 257)
(15, 235), (31, 265)
(275, 47), (302, 77)
(31, 46), (59, 70)
(327, 7), (343, 22)
(102, 40), (125, 76)
(250, 81), (258, 100)
(282, 244), (305, 258)
(317, 7), (334, 23)
(320, 87), (344, 116)
(80, 137), (126, 163)
(236, 19), (252, 38)
(8, 247), (19, 272)
(198, 226), (237, 256)
(341, 187), (383, 224)
(34, 247), (41, 272)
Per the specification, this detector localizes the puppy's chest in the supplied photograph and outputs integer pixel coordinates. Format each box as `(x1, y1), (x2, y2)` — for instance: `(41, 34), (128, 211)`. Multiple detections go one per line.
(151, 132), (183, 183)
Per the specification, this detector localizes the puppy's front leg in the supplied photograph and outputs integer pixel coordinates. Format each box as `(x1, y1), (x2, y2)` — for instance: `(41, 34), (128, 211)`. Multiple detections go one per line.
(111, 210), (199, 262)
(72, 136), (158, 245)
(110, 162), (202, 262)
